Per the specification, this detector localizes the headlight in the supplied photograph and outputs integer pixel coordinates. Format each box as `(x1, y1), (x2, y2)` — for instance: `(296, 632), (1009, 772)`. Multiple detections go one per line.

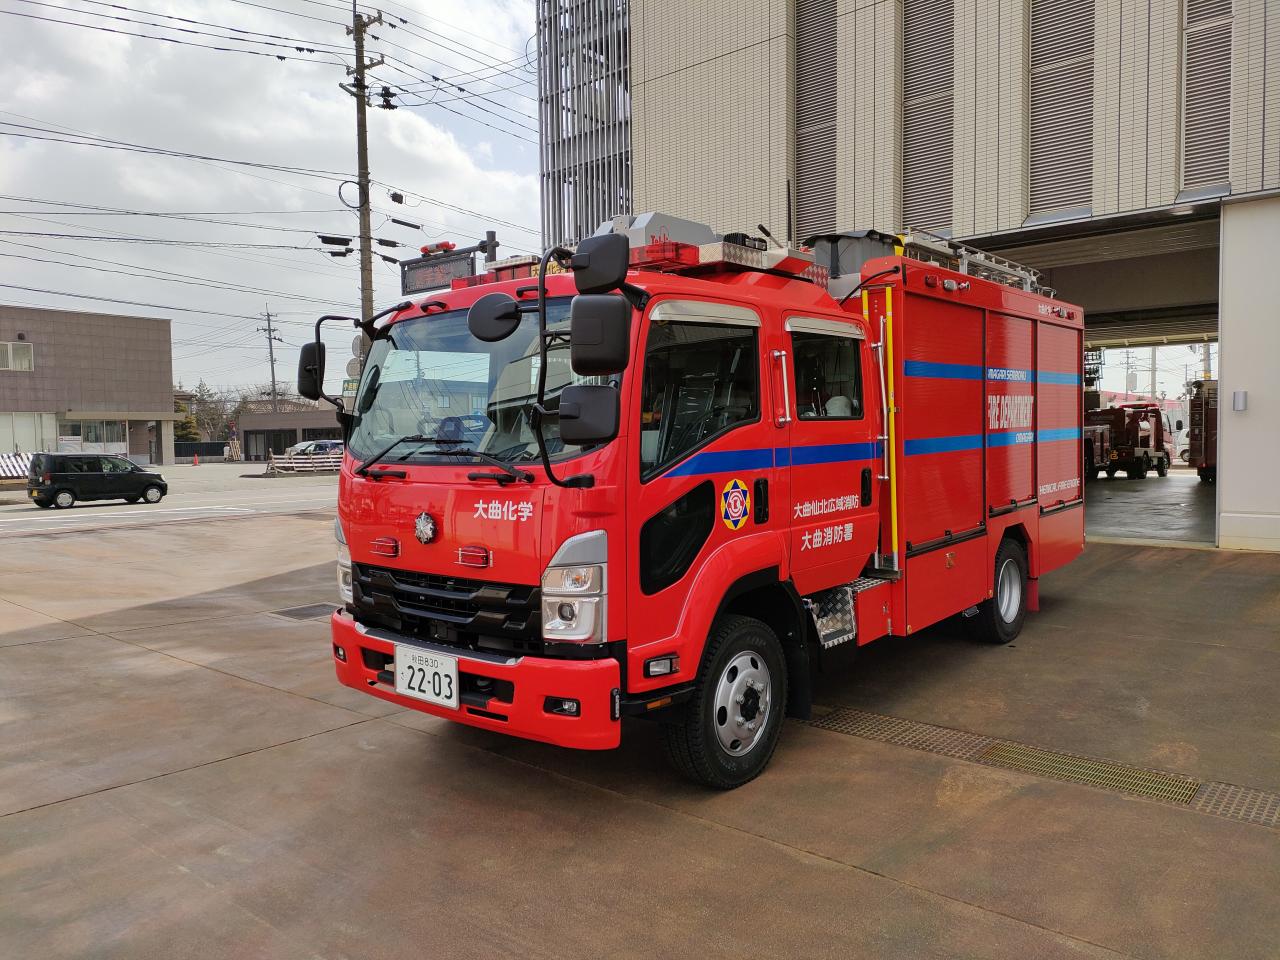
(335, 520), (352, 604)
(541, 542), (605, 644)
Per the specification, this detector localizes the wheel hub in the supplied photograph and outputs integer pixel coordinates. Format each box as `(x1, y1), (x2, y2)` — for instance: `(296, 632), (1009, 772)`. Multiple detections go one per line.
(712, 650), (772, 756)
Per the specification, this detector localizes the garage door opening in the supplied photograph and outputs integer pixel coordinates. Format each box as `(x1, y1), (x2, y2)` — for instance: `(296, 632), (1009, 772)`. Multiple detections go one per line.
(985, 212), (1222, 547)
(1082, 341), (1217, 546)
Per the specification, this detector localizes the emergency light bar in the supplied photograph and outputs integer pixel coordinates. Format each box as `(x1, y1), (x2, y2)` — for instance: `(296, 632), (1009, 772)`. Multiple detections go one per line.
(629, 240), (828, 285)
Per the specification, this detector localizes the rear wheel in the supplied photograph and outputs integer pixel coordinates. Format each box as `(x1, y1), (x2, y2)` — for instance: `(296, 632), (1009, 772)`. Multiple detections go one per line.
(1155, 457), (1169, 478)
(1130, 458), (1149, 480)
(142, 485), (164, 504)
(663, 614), (787, 789)
(970, 538), (1028, 645)
(53, 489), (75, 509)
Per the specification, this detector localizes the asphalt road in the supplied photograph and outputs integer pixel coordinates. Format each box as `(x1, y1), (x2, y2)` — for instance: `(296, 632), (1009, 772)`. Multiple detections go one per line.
(0, 462), (336, 536)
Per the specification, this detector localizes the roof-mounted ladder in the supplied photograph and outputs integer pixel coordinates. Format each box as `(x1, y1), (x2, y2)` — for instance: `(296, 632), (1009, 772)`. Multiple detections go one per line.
(900, 228), (1055, 297)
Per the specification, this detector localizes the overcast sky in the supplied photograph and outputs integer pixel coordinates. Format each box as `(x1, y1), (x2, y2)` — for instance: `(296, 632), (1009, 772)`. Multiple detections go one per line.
(0, 0), (541, 394)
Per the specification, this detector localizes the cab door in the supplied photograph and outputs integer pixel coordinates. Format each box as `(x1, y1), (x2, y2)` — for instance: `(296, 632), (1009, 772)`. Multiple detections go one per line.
(625, 298), (782, 685)
(783, 315), (882, 595)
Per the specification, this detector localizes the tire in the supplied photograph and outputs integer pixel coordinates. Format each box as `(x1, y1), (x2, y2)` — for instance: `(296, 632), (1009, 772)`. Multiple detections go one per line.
(1105, 469), (1117, 479)
(124, 496), (140, 504)
(1181, 449), (1191, 464)
(1198, 467), (1216, 484)
(53, 489), (76, 509)
(142, 485), (164, 504)
(662, 615), (787, 789)
(1155, 457), (1169, 478)
(1130, 458), (1148, 480)
(969, 538), (1028, 645)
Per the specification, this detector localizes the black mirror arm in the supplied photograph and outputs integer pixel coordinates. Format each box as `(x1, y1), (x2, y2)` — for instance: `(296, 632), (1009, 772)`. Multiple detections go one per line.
(619, 282), (650, 312)
(307, 314), (355, 410)
(355, 300), (413, 339)
(533, 246), (594, 489)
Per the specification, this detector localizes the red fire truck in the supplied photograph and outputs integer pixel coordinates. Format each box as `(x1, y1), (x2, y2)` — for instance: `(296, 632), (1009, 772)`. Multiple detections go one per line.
(1188, 379), (1218, 483)
(298, 214), (1084, 788)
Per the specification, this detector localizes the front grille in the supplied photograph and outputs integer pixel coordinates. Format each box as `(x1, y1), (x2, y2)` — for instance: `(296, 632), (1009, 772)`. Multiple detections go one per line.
(352, 563), (543, 656)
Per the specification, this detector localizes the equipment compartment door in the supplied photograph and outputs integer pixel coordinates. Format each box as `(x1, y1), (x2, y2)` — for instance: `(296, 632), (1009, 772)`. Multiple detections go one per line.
(783, 315), (882, 596)
(985, 314), (1036, 512)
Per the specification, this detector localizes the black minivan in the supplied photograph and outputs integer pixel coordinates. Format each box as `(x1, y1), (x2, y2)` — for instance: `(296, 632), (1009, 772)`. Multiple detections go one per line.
(27, 453), (168, 509)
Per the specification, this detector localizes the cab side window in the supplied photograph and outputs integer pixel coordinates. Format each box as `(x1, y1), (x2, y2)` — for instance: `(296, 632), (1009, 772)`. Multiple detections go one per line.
(639, 320), (759, 478)
(792, 331), (863, 420)
(101, 458), (132, 473)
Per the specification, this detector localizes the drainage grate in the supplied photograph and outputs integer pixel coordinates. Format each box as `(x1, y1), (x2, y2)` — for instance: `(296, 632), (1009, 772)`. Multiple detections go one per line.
(1192, 782), (1280, 828)
(272, 603), (337, 621)
(974, 742), (1201, 804)
(809, 707), (1280, 829)
(810, 708), (995, 761)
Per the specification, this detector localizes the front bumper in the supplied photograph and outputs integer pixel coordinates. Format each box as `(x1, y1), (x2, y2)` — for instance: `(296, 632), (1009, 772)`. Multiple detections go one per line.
(331, 610), (621, 750)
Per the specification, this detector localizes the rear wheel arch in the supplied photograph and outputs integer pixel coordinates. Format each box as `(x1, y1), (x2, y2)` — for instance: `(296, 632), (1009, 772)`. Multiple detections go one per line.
(1000, 522), (1034, 577)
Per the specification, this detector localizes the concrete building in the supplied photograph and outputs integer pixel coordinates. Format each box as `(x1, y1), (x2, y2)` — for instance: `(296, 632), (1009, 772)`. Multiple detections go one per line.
(0, 305), (179, 465)
(236, 399), (342, 461)
(537, 0), (1279, 550)
(537, 0), (633, 246)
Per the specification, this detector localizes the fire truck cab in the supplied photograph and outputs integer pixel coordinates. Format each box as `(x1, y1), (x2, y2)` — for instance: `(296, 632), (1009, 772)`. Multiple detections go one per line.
(300, 213), (1085, 789)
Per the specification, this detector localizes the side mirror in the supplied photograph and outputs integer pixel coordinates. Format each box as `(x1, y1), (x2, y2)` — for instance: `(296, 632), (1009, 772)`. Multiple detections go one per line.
(298, 341), (325, 401)
(558, 384), (619, 445)
(468, 292), (522, 342)
(570, 294), (631, 375)
(571, 233), (630, 294)
(1176, 419), (1184, 432)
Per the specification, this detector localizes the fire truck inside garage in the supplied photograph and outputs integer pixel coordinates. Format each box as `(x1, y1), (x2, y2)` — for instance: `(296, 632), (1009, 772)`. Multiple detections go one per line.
(977, 198), (1275, 552)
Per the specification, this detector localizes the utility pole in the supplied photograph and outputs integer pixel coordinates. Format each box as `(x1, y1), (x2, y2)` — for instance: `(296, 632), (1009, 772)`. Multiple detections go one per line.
(258, 305), (283, 413)
(1149, 346), (1158, 402)
(342, 2), (383, 345)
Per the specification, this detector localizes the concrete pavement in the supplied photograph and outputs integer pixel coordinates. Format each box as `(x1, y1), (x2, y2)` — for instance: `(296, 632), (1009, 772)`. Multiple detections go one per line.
(0, 462), (336, 536)
(1, 512), (1277, 959)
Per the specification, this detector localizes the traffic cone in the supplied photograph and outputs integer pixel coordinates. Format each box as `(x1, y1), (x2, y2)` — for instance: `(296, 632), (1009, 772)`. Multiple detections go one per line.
(193, 453), (199, 466)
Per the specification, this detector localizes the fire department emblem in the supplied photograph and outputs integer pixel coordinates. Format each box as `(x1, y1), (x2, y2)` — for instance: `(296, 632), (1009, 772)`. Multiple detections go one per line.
(720, 478), (751, 531)
(414, 512), (438, 544)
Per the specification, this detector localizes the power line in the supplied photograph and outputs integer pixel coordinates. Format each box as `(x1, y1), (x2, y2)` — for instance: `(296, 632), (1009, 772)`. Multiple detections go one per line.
(0, 247), (355, 311)
(0, 8), (349, 64)
(0, 230), (320, 249)
(10, 0), (349, 54)
(0, 121), (354, 180)
(0, 197), (357, 235)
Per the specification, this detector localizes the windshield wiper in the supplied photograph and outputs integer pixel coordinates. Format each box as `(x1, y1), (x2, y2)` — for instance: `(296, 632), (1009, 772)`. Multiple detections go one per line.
(398, 444), (534, 484)
(355, 433), (430, 475)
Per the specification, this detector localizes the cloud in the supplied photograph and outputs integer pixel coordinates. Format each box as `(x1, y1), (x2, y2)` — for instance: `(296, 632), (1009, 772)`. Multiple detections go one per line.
(0, 0), (541, 389)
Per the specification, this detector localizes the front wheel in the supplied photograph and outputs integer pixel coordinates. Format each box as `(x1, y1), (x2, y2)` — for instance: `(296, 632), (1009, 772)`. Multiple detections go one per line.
(663, 615), (787, 789)
(142, 485), (164, 503)
(970, 538), (1028, 644)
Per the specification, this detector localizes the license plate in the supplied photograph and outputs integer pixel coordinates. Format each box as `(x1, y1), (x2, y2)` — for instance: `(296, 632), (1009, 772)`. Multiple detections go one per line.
(394, 645), (459, 710)
(29, 490), (36, 498)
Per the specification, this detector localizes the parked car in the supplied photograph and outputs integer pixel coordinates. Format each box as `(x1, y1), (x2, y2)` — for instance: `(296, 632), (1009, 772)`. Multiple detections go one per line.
(285, 439), (344, 457)
(26, 453), (168, 509)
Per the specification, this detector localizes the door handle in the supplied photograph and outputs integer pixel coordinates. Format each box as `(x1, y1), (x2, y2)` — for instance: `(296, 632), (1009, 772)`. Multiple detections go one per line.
(861, 466), (873, 506)
(754, 477), (769, 524)
(771, 349), (792, 427)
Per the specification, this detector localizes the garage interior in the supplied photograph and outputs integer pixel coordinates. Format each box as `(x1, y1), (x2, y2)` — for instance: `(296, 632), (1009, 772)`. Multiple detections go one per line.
(990, 208), (1221, 547)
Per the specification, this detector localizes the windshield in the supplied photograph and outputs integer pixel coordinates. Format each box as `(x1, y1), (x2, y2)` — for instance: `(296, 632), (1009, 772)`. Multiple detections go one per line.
(347, 298), (602, 464)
